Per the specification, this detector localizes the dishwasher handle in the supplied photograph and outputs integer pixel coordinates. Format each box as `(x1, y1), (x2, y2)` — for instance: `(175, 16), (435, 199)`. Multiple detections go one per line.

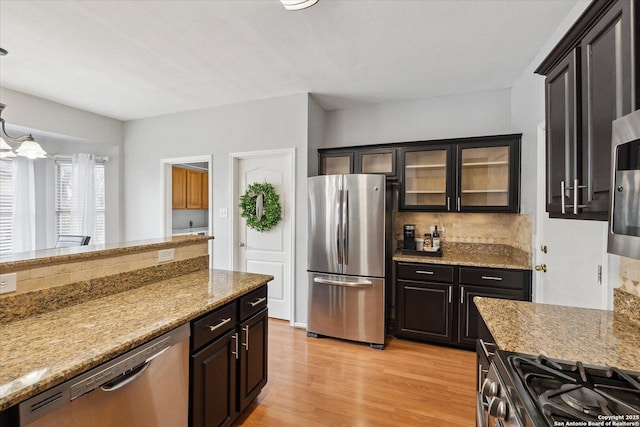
(100, 361), (150, 392)
(100, 344), (170, 392)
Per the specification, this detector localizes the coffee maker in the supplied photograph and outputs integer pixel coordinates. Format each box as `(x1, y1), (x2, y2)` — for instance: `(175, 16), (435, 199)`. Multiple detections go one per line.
(403, 224), (416, 250)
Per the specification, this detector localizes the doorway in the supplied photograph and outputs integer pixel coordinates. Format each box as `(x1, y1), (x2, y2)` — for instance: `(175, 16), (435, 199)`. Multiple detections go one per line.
(161, 155), (213, 266)
(231, 148), (295, 323)
(534, 123), (608, 309)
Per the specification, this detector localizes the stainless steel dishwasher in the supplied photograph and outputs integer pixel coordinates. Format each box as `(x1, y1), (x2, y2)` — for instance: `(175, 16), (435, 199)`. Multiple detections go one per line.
(18, 324), (190, 427)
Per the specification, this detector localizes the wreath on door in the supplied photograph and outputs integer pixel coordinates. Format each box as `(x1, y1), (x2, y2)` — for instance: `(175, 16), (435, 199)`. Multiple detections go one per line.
(239, 182), (283, 232)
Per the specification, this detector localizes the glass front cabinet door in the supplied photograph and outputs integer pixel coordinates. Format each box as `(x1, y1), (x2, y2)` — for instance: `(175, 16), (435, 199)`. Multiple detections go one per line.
(456, 139), (519, 212)
(319, 152), (353, 175)
(400, 145), (453, 210)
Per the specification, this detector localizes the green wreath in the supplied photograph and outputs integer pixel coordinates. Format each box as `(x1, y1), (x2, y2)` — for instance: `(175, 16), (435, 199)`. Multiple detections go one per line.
(239, 182), (283, 232)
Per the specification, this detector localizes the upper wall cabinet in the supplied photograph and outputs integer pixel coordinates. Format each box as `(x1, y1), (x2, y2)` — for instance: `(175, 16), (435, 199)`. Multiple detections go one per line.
(536, 0), (635, 220)
(400, 135), (520, 212)
(319, 147), (397, 177)
(172, 166), (208, 210)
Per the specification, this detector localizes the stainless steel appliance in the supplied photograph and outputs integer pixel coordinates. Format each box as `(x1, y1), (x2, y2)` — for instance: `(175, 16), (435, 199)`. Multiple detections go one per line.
(609, 109), (640, 260)
(477, 349), (640, 426)
(18, 324), (190, 427)
(307, 174), (386, 349)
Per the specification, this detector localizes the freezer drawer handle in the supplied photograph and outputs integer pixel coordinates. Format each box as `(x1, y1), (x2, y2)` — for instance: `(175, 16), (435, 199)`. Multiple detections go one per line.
(313, 277), (372, 287)
(206, 317), (232, 332)
(249, 297), (267, 307)
(481, 276), (503, 281)
(415, 270), (434, 275)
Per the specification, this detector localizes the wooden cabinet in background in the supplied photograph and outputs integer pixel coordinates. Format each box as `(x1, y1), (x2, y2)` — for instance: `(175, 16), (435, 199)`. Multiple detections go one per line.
(172, 166), (208, 210)
(172, 167), (187, 209)
(536, 0), (635, 220)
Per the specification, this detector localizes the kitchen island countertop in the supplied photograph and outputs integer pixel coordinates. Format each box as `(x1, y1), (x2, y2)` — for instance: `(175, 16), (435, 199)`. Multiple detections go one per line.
(0, 268), (272, 412)
(475, 296), (640, 372)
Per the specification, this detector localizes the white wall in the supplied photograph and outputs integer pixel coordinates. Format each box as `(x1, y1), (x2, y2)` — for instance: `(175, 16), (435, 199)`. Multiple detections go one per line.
(0, 87), (125, 244)
(123, 93), (310, 324)
(323, 89), (513, 149)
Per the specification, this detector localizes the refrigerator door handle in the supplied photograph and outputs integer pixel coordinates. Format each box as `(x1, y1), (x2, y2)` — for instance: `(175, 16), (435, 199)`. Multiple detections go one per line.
(313, 277), (372, 288)
(336, 189), (343, 267)
(343, 189), (349, 265)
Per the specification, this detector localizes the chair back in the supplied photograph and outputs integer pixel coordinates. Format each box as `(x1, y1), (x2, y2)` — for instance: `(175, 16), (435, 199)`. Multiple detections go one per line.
(55, 235), (91, 248)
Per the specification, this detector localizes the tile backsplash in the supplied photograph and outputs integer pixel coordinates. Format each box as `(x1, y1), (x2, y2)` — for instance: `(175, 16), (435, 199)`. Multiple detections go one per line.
(619, 257), (640, 296)
(394, 212), (533, 254)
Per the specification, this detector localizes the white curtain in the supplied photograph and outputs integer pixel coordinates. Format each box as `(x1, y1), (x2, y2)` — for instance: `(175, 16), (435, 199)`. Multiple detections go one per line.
(71, 153), (96, 240)
(11, 157), (36, 253)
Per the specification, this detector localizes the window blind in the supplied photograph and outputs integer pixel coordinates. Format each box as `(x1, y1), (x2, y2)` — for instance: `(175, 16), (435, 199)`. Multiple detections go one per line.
(55, 159), (105, 245)
(0, 158), (13, 255)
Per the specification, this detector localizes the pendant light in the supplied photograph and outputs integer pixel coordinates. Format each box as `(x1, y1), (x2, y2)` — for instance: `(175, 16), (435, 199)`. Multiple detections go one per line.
(0, 103), (47, 159)
(280, 0), (318, 11)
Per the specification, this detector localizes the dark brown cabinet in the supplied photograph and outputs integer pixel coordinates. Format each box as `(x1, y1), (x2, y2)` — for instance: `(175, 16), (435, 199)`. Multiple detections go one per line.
(537, 0), (635, 220)
(190, 286), (268, 427)
(395, 262), (531, 349)
(399, 135), (521, 213)
(319, 147), (397, 177)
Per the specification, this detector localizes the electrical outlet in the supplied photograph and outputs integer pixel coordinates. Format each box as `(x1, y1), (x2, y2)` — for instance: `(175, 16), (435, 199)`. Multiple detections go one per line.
(157, 248), (175, 263)
(0, 273), (17, 294)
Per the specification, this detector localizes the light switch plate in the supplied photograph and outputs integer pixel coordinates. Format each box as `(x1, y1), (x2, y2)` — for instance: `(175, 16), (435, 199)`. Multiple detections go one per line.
(219, 208), (228, 218)
(158, 248), (175, 263)
(0, 273), (17, 294)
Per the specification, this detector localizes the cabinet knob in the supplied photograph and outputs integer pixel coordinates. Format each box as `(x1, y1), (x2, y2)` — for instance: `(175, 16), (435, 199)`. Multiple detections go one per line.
(535, 264), (547, 273)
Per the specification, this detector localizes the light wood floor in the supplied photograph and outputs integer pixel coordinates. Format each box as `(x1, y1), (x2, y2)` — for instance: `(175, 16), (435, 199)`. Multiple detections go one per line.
(235, 319), (477, 426)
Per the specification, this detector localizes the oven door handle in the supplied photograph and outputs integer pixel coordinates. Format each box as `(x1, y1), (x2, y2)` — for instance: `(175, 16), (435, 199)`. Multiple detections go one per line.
(476, 392), (487, 427)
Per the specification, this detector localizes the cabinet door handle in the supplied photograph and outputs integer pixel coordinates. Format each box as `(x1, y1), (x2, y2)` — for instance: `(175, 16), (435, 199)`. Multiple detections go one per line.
(250, 297), (267, 307)
(457, 196), (461, 211)
(416, 270), (434, 275)
(242, 325), (249, 351)
(206, 317), (232, 332)
(561, 180), (566, 214)
(481, 276), (503, 281)
(460, 286), (464, 304)
(448, 286), (452, 304)
(231, 333), (239, 360)
(447, 196), (451, 211)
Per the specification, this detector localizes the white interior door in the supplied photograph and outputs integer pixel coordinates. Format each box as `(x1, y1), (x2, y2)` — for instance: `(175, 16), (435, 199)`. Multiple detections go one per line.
(236, 151), (293, 320)
(535, 124), (608, 309)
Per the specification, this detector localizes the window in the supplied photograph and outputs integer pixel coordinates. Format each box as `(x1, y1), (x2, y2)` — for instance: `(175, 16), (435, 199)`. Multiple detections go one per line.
(0, 158), (13, 255)
(55, 159), (105, 245)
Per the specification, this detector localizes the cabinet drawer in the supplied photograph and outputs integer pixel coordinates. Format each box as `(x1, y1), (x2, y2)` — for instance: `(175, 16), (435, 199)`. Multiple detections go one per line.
(397, 262), (454, 283)
(459, 267), (525, 289)
(240, 286), (268, 321)
(192, 302), (237, 351)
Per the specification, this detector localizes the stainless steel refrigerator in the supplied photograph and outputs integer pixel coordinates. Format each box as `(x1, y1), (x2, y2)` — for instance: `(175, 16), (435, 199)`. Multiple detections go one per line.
(307, 174), (386, 349)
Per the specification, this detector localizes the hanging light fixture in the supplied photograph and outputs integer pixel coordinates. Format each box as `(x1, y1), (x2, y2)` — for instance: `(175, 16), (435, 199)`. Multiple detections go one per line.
(280, 0), (318, 11)
(0, 103), (47, 159)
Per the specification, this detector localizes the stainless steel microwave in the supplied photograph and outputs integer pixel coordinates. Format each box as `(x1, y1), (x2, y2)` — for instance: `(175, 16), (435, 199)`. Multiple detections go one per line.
(609, 109), (640, 260)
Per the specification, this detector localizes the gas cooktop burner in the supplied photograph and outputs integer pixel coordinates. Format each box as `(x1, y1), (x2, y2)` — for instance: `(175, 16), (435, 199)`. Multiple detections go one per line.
(559, 384), (609, 414)
(510, 355), (640, 425)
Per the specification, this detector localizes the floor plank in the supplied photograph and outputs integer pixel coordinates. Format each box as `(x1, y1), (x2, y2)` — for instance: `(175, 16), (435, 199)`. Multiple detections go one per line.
(235, 319), (477, 426)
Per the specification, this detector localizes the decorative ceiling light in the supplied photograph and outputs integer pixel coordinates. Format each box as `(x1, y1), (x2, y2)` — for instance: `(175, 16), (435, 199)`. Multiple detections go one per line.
(0, 137), (16, 158)
(280, 0), (318, 11)
(0, 103), (47, 159)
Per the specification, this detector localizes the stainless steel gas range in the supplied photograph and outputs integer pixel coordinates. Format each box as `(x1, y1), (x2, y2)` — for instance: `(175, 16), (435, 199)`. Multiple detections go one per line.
(477, 346), (640, 426)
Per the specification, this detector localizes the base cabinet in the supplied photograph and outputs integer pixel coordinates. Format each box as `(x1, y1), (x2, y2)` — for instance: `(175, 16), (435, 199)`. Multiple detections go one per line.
(395, 262), (531, 349)
(190, 286), (268, 427)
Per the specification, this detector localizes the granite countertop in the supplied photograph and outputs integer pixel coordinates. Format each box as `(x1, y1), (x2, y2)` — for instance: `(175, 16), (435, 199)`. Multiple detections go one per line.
(475, 296), (640, 372)
(0, 235), (213, 272)
(0, 268), (273, 411)
(392, 244), (531, 270)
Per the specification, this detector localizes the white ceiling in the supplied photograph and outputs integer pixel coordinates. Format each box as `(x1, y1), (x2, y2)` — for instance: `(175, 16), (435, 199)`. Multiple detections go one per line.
(0, 0), (578, 122)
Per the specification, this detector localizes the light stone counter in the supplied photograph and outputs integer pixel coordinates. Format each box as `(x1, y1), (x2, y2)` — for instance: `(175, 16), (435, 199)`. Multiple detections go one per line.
(0, 269), (272, 412)
(392, 243), (531, 270)
(475, 292), (640, 372)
